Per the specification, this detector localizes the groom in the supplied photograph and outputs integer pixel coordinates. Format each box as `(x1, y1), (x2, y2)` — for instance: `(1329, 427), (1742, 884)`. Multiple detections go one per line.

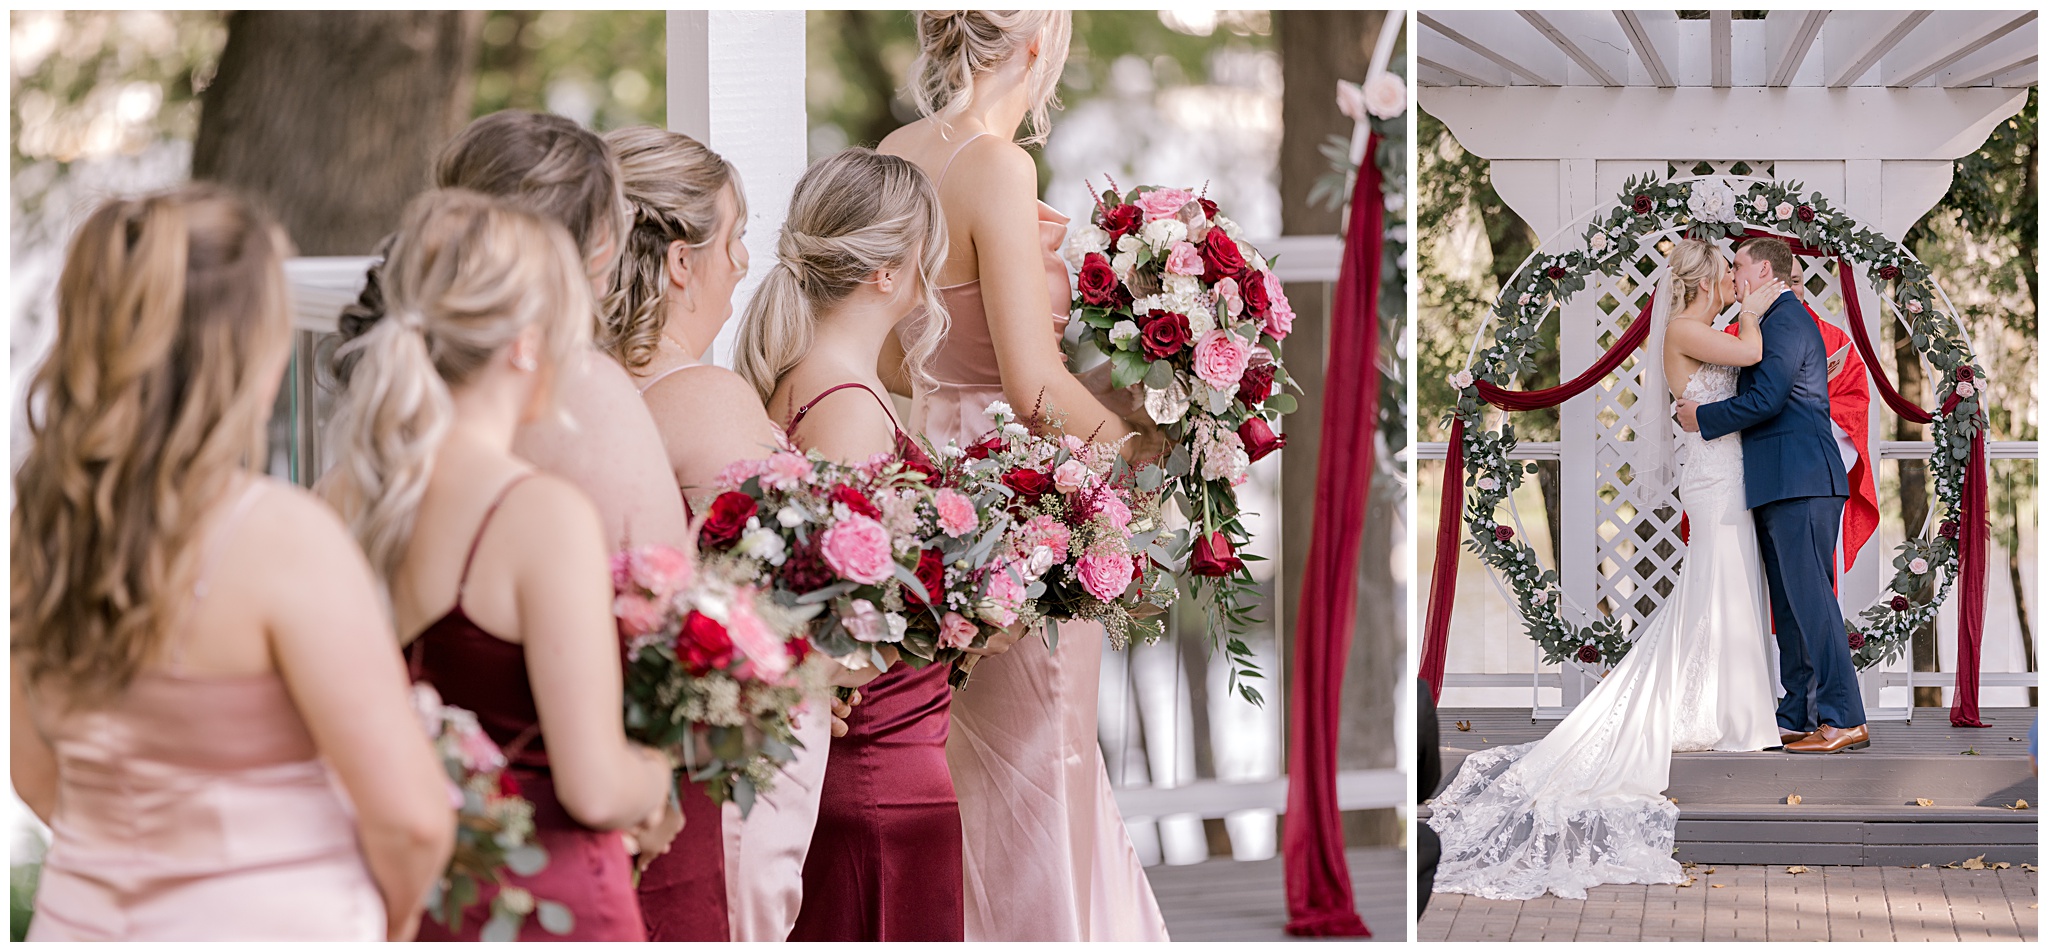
(1675, 236), (1868, 754)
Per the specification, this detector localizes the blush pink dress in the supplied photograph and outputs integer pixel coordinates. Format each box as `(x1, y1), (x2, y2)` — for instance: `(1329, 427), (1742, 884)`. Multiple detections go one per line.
(26, 482), (386, 941)
(907, 134), (1169, 942)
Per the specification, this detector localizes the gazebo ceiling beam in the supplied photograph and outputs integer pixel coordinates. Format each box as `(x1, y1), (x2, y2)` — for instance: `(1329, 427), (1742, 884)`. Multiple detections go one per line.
(1766, 10), (1829, 87)
(1824, 11), (1930, 88)
(1710, 11), (1733, 88)
(1948, 52), (2039, 90)
(1520, 11), (1622, 87)
(1419, 56), (1501, 89)
(1613, 11), (1676, 87)
(1887, 10), (2038, 87)
(1419, 12), (1557, 86)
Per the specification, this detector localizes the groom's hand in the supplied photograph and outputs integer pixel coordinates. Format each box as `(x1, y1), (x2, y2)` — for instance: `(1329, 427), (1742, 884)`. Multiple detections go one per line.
(1675, 398), (1701, 433)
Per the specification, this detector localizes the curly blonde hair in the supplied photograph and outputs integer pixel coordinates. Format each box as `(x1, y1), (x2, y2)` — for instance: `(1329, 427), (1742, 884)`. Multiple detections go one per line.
(12, 185), (292, 706)
(1666, 238), (1727, 314)
(600, 126), (747, 373)
(912, 11), (1072, 146)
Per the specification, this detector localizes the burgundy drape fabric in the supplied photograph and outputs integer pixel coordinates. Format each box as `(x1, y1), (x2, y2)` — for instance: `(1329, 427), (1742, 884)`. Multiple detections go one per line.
(1420, 298), (1656, 700)
(1280, 136), (1379, 938)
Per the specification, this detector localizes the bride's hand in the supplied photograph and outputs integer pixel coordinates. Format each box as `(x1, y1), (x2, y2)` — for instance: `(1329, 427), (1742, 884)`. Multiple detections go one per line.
(1739, 279), (1787, 317)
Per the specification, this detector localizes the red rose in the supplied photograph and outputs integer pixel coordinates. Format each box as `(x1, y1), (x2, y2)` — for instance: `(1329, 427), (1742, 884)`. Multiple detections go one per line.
(1240, 269), (1272, 317)
(1545, 266), (1567, 280)
(1102, 204), (1143, 243)
(700, 491), (758, 549)
(1939, 519), (1960, 540)
(1198, 228), (1247, 283)
(1494, 525), (1515, 542)
(1890, 594), (1910, 612)
(1140, 310), (1192, 360)
(1878, 264), (1902, 281)
(1847, 629), (1866, 651)
(1190, 531), (1246, 578)
(1238, 417), (1286, 464)
(1956, 366), (1974, 382)
(677, 610), (737, 675)
(1197, 197), (1219, 220)
(496, 770), (522, 798)
(1002, 468), (1054, 500)
(1632, 194), (1653, 214)
(907, 548), (946, 609)
(1077, 252), (1126, 307)
(829, 484), (881, 519)
(965, 434), (1004, 460)
(1575, 644), (1601, 664)
(1796, 205), (1815, 222)
(1236, 363), (1276, 406)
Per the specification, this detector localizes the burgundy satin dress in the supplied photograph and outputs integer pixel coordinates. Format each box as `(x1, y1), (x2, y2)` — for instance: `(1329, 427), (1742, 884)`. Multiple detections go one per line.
(410, 475), (646, 942)
(783, 383), (965, 942)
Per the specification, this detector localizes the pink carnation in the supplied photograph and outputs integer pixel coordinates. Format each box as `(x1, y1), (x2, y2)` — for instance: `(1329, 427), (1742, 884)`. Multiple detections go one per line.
(1164, 241), (1205, 277)
(1061, 434), (1087, 454)
(980, 563), (1028, 628)
(1053, 459), (1093, 494)
(760, 451), (815, 491)
(1092, 492), (1133, 531)
(1262, 273), (1295, 340)
(627, 544), (694, 601)
(934, 488), (978, 538)
(820, 514), (894, 584)
(1019, 514), (1072, 563)
(939, 612), (978, 650)
(1075, 548), (1136, 602)
(1136, 187), (1196, 222)
(1192, 328), (1254, 391)
(723, 596), (790, 681)
(614, 592), (670, 639)
(713, 457), (770, 491)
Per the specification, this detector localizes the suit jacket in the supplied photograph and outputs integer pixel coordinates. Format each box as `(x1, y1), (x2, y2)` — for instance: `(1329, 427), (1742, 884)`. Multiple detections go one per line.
(1694, 290), (1850, 509)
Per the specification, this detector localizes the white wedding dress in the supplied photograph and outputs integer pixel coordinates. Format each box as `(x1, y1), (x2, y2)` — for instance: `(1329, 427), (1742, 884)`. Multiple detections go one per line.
(1427, 361), (1782, 901)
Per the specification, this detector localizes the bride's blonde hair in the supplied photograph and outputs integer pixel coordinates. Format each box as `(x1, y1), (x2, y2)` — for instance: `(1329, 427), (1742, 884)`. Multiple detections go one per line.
(912, 11), (1072, 146)
(733, 149), (950, 405)
(1666, 238), (1726, 314)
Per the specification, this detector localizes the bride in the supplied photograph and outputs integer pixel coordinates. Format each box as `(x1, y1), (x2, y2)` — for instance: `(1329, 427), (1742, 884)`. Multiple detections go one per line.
(1427, 238), (1787, 901)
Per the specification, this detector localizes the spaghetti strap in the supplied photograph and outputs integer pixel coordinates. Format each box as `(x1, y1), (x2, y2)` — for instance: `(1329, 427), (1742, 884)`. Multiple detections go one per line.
(933, 132), (994, 190)
(168, 480), (267, 668)
(455, 472), (536, 602)
(635, 362), (696, 395)
(786, 382), (901, 441)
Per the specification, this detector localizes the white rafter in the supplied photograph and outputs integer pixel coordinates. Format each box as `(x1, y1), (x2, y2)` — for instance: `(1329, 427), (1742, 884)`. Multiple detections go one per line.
(1767, 11), (1828, 87)
(1419, 12), (1556, 86)
(1949, 53), (2039, 89)
(1613, 11), (1673, 87)
(1826, 11), (1929, 87)
(1893, 10), (2038, 87)
(1419, 55), (1501, 89)
(1520, 11), (1621, 87)
(1710, 11), (1732, 88)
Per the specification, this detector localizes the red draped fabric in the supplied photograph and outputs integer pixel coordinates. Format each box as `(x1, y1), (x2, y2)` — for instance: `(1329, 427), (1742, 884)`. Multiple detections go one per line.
(1280, 136), (1380, 938)
(1420, 298), (1656, 699)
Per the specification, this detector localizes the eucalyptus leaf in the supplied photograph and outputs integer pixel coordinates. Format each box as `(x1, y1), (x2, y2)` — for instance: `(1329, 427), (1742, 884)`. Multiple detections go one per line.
(1046, 617), (1061, 652)
(480, 912), (520, 943)
(796, 580), (859, 605)
(1143, 359), (1174, 390)
(536, 901), (576, 936)
(504, 844), (549, 876)
(732, 775), (758, 819)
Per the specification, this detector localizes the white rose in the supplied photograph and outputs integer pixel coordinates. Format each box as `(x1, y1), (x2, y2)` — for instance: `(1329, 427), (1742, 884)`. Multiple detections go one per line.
(1451, 370), (1475, 389)
(1686, 180), (1738, 224)
(1908, 557), (1929, 574)
(1752, 195), (1768, 214)
(1364, 71), (1406, 120)
(739, 527), (787, 566)
(1335, 79), (1366, 123)
(1140, 217), (1187, 252)
(1477, 476), (1498, 491)
(775, 505), (806, 528)
(1219, 217), (1244, 239)
(1109, 320), (1141, 349)
(1064, 224), (1111, 270)
(1905, 299), (1923, 314)
(1163, 273), (1202, 298)
(1519, 293), (1533, 307)
(1111, 250), (1138, 282)
(1185, 301), (1216, 337)
(1532, 590), (1549, 606)
(1776, 202), (1795, 221)
(1115, 232), (1142, 255)
(1589, 232), (1608, 252)
(1955, 381), (1976, 399)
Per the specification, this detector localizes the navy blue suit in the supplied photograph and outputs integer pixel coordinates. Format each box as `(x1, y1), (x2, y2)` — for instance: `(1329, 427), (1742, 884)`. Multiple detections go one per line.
(1695, 291), (1863, 731)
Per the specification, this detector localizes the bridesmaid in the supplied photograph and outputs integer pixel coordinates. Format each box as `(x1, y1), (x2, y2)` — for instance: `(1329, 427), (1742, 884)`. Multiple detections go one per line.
(879, 11), (1171, 941)
(323, 189), (676, 941)
(329, 109), (714, 928)
(602, 126), (875, 941)
(734, 148), (964, 942)
(10, 185), (453, 940)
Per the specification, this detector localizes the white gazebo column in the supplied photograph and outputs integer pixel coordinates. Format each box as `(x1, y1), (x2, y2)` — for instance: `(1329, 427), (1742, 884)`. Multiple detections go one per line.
(667, 10), (807, 369)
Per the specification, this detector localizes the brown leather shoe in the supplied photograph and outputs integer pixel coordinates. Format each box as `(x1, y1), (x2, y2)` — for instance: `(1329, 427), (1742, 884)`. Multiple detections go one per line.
(1778, 728), (1812, 746)
(1784, 723), (1869, 754)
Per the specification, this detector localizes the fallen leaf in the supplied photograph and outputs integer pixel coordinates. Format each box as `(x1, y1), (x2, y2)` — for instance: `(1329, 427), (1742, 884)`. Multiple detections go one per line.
(1703, 868), (1717, 875)
(2010, 737), (2024, 742)
(1676, 877), (1696, 887)
(2006, 800), (2030, 811)
(1961, 746), (1980, 756)
(1455, 720), (1472, 732)
(1786, 794), (1803, 805)
(1915, 798), (1935, 807)
(1480, 737), (1488, 742)
(1920, 864), (1932, 869)
(1992, 862), (2011, 870)
(1958, 855), (1989, 870)
(1711, 883), (1725, 888)
(2023, 864), (2039, 873)
(1787, 865), (1810, 875)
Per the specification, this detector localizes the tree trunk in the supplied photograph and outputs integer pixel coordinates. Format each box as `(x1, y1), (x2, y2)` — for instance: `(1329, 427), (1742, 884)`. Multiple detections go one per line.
(193, 11), (483, 255)
(1275, 10), (1398, 847)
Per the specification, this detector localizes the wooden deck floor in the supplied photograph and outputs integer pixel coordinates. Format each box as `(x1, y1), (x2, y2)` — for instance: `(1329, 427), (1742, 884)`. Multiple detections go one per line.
(1148, 846), (1408, 942)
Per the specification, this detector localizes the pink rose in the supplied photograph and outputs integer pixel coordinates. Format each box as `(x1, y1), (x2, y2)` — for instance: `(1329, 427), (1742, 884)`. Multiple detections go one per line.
(820, 514), (894, 584)
(939, 612), (978, 650)
(627, 544), (694, 601)
(1053, 459), (1092, 494)
(1092, 492), (1132, 531)
(1192, 329), (1254, 391)
(933, 488), (978, 538)
(1214, 276), (1244, 318)
(713, 457), (770, 491)
(614, 592), (670, 639)
(1164, 241), (1205, 277)
(760, 451), (815, 491)
(1136, 187), (1195, 222)
(1262, 274), (1295, 340)
(1061, 434), (1087, 454)
(843, 599), (889, 643)
(453, 721), (507, 774)
(1076, 548), (1136, 602)
(723, 596), (790, 680)
(980, 563), (1028, 628)
(1019, 514), (1072, 563)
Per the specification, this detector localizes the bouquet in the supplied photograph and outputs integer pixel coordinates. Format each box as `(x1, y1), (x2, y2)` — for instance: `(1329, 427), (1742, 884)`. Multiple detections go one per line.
(944, 400), (1178, 663)
(700, 448), (1027, 681)
(612, 543), (827, 816)
(1065, 181), (1297, 702)
(412, 684), (572, 940)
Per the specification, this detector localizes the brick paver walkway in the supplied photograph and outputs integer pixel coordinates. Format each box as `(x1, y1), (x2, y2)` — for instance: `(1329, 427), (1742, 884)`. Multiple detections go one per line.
(1419, 863), (2038, 941)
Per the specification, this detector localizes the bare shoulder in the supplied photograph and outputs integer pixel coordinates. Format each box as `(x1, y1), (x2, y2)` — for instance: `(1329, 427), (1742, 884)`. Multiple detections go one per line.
(497, 471), (604, 540)
(948, 135), (1037, 194)
(644, 364), (764, 416)
(559, 351), (648, 416)
(247, 477), (358, 556)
